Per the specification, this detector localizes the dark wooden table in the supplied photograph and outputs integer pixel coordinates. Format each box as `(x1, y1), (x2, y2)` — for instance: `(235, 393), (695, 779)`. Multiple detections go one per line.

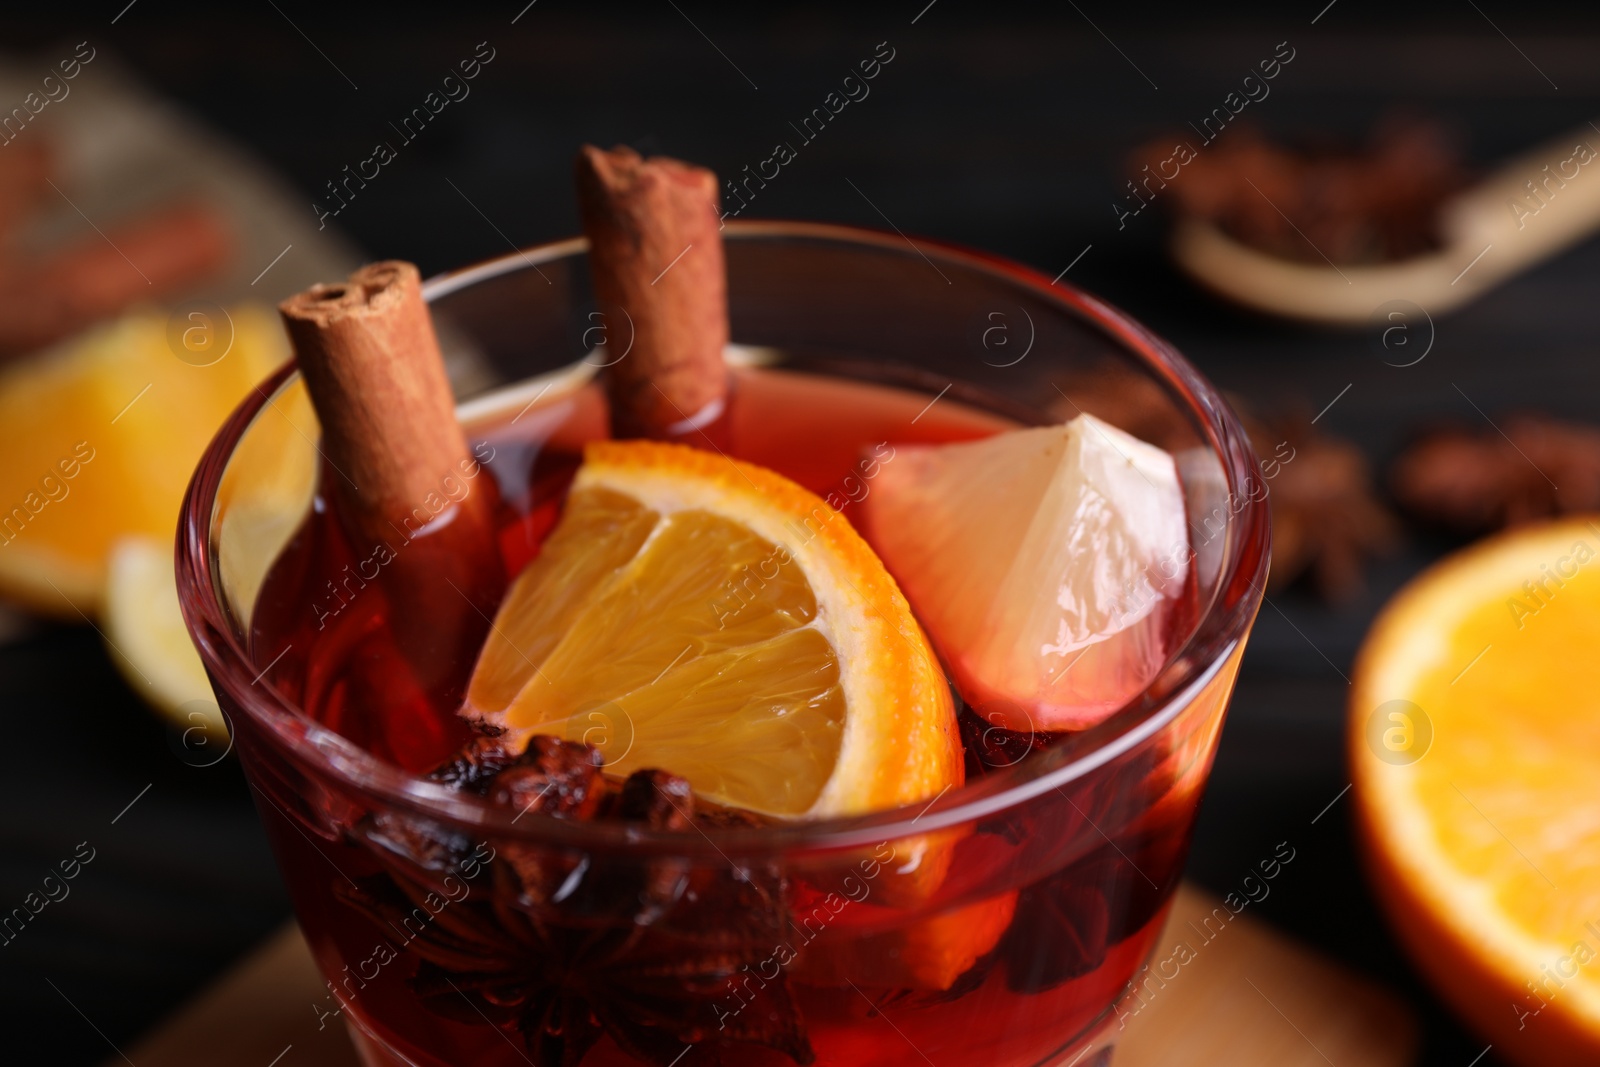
(5, 4), (1599, 1064)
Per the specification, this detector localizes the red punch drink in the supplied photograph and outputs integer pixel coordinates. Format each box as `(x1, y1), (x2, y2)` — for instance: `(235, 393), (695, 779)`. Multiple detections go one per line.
(178, 224), (1268, 1067)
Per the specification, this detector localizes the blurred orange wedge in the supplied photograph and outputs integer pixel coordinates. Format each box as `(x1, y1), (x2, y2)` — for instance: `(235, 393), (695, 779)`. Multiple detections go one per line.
(0, 305), (287, 616)
(466, 439), (961, 820)
(1351, 517), (1600, 1066)
(104, 535), (217, 726)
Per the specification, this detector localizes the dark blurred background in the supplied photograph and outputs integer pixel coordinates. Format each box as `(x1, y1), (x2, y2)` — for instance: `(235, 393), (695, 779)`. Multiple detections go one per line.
(7, 2), (1600, 1064)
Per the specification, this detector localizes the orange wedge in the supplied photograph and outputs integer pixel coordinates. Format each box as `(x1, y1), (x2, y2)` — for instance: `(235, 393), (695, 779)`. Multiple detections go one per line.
(0, 305), (287, 616)
(465, 439), (961, 820)
(1351, 516), (1600, 1066)
(104, 536), (216, 723)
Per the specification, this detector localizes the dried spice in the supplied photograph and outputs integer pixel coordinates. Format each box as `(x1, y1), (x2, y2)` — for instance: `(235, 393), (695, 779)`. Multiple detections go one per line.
(1248, 409), (1400, 600)
(340, 735), (815, 1067)
(1003, 835), (1185, 995)
(1137, 117), (1467, 265)
(1391, 413), (1600, 534)
(957, 709), (1189, 998)
(1004, 871), (1112, 991)
(0, 136), (238, 357)
(959, 705), (1054, 780)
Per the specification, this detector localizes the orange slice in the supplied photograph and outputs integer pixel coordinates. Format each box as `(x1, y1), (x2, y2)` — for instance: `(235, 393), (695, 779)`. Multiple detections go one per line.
(465, 439), (960, 820)
(0, 305), (287, 616)
(1351, 516), (1600, 1066)
(860, 415), (1188, 731)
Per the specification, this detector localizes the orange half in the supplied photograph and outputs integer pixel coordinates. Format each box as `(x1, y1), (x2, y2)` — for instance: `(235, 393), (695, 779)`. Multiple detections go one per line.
(1352, 516), (1600, 1065)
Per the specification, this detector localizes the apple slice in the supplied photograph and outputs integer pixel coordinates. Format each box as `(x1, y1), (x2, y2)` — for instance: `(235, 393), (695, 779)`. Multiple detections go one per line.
(859, 414), (1190, 732)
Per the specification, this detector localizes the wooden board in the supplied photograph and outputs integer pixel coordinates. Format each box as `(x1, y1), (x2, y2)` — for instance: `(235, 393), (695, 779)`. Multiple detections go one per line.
(1116, 887), (1417, 1066)
(111, 883), (1416, 1067)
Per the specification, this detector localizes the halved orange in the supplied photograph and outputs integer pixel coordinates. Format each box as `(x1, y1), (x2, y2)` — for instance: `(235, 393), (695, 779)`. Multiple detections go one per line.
(1351, 516), (1600, 1066)
(465, 439), (961, 820)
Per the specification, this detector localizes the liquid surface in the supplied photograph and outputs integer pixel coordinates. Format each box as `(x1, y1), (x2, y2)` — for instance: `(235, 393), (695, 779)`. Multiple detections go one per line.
(250, 367), (1014, 772)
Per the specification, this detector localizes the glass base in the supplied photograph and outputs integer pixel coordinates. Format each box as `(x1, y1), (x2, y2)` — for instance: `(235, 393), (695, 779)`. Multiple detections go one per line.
(344, 997), (1124, 1067)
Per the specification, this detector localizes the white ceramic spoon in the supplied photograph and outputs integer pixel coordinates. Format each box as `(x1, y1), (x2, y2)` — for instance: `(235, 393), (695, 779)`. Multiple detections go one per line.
(1171, 122), (1600, 325)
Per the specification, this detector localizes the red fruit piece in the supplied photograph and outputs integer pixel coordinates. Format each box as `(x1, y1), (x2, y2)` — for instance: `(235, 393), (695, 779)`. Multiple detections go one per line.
(860, 415), (1189, 731)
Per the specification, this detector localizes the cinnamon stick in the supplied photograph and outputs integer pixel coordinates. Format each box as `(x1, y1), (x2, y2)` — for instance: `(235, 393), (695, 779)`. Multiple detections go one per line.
(575, 145), (728, 439)
(0, 197), (233, 355)
(0, 137), (54, 240)
(280, 262), (503, 689)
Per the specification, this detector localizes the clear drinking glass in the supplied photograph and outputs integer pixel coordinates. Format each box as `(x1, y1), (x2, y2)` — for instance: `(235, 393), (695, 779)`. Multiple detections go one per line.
(177, 222), (1269, 1067)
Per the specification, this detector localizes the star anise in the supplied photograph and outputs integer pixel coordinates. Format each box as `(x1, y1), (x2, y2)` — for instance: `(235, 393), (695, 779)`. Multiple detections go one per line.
(1391, 413), (1600, 535)
(1244, 408), (1400, 600)
(1138, 116), (1467, 265)
(339, 735), (815, 1067)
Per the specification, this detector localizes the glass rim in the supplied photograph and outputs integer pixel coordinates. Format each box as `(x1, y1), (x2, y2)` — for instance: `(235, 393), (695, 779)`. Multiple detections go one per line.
(177, 219), (1269, 859)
